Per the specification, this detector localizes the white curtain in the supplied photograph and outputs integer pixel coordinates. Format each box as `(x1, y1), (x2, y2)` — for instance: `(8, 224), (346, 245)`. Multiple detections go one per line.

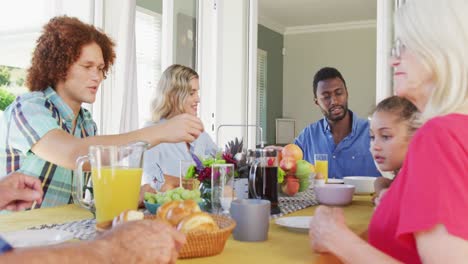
(93, 0), (139, 135)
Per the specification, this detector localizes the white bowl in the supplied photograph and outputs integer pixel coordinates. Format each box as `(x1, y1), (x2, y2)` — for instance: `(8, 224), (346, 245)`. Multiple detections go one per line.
(343, 176), (377, 194)
(314, 184), (355, 206)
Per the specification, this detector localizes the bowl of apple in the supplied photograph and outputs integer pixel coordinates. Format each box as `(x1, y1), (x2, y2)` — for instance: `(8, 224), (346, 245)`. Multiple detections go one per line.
(279, 159), (315, 196)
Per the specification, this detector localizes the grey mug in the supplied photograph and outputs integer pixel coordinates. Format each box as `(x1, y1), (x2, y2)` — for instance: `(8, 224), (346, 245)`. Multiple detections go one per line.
(230, 199), (270, 242)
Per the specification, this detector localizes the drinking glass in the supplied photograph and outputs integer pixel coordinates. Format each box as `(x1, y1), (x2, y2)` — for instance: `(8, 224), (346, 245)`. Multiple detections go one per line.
(314, 154), (329, 183)
(211, 163), (235, 215)
(179, 160), (196, 189)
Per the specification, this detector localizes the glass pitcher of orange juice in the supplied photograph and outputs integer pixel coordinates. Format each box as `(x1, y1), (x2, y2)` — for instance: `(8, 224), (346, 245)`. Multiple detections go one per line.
(74, 141), (148, 228)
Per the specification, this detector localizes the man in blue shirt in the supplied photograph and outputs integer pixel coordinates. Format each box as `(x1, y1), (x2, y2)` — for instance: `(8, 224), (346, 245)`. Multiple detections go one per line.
(294, 67), (380, 179)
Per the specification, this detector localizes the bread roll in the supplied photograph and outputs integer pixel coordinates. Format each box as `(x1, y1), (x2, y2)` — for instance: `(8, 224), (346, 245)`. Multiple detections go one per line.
(182, 200), (201, 214)
(161, 200), (202, 227)
(112, 210), (144, 227)
(157, 200), (182, 220)
(96, 220), (112, 232)
(166, 207), (190, 226)
(177, 212), (219, 233)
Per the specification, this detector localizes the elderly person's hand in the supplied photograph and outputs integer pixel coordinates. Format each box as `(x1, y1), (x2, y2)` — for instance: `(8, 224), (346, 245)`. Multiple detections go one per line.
(0, 172), (43, 211)
(98, 220), (186, 264)
(309, 206), (348, 253)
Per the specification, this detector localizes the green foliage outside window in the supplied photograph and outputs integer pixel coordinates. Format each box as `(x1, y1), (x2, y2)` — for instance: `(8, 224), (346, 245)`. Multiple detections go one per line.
(0, 66), (11, 87)
(16, 77), (25, 87)
(0, 65), (27, 111)
(0, 88), (15, 111)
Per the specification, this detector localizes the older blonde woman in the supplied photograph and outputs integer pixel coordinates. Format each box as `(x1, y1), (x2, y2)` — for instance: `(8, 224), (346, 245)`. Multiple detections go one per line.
(141, 65), (217, 193)
(309, 0), (468, 263)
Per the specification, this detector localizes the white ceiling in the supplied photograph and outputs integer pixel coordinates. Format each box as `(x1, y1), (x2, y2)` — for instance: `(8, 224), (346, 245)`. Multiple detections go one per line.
(258, 0), (377, 30)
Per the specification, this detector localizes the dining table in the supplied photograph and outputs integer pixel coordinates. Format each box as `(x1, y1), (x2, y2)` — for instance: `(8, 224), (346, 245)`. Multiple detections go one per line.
(0, 195), (374, 263)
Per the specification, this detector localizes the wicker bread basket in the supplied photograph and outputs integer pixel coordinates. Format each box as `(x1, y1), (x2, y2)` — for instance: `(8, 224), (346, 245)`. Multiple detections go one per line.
(179, 214), (236, 258)
(145, 214), (236, 259)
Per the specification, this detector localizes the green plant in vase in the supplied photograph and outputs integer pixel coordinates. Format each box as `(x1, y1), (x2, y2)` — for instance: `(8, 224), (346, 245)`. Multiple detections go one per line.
(183, 137), (246, 212)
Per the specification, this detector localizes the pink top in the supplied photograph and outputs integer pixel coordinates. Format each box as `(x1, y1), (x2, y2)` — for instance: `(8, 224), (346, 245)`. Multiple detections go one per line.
(368, 114), (468, 263)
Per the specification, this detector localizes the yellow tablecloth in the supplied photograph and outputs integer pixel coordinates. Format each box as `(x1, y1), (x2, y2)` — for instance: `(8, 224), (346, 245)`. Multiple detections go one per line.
(0, 196), (374, 263)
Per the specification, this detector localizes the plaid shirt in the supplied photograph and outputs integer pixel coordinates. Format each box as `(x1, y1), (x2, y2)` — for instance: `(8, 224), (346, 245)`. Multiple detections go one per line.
(0, 87), (97, 208)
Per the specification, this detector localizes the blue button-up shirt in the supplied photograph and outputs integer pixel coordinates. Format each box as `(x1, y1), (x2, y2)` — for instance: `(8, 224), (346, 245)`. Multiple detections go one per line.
(294, 111), (380, 179)
(0, 237), (12, 254)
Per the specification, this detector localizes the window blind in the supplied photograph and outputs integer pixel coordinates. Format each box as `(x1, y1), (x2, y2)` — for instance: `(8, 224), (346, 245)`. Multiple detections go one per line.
(257, 49), (267, 145)
(135, 6), (162, 127)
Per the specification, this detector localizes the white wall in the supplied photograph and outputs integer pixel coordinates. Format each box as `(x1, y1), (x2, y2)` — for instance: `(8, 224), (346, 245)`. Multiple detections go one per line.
(198, 0), (217, 140)
(283, 27), (377, 135)
(376, 0), (395, 104)
(215, 0), (249, 148)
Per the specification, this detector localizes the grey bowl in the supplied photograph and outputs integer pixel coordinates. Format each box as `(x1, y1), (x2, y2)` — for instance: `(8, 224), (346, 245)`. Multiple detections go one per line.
(315, 184), (355, 206)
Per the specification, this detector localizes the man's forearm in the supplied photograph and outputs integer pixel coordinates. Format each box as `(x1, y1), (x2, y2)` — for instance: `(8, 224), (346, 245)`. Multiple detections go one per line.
(82, 127), (162, 149)
(32, 127), (162, 170)
(0, 240), (111, 264)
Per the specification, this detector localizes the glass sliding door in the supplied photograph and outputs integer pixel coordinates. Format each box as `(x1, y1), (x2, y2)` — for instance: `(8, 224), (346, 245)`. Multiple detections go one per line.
(161, 0), (199, 71)
(135, 0), (163, 127)
(173, 0), (198, 70)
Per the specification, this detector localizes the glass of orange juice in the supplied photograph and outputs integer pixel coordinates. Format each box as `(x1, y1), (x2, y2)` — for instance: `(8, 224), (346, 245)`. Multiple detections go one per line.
(314, 154), (328, 183)
(74, 142), (148, 229)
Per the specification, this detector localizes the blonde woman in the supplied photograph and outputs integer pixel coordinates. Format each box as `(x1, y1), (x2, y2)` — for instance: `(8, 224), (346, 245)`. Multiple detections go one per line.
(141, 65), (217, 193)
(309, 0), (468, 263)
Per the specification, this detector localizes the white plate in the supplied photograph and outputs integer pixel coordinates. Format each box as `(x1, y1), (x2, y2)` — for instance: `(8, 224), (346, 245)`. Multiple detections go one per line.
(1, 229), (74, 248)
(327, 179), (344, 184)
(275, 216), (312, 233)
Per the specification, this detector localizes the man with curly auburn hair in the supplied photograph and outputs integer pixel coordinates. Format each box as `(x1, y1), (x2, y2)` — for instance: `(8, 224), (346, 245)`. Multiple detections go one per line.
(0, 16), (204, 208)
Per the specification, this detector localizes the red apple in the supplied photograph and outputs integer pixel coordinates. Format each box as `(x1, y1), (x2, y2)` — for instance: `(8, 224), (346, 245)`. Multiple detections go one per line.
(281, 144), (303, 161)
(279, 157), (297, 173)
(281, 176), (300, 196)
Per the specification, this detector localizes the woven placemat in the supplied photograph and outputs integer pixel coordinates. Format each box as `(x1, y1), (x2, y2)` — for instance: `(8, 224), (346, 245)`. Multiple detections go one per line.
(29, 218), (98, 241)
(272, 187), (318, 219)
(29, 188), (317, 240)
